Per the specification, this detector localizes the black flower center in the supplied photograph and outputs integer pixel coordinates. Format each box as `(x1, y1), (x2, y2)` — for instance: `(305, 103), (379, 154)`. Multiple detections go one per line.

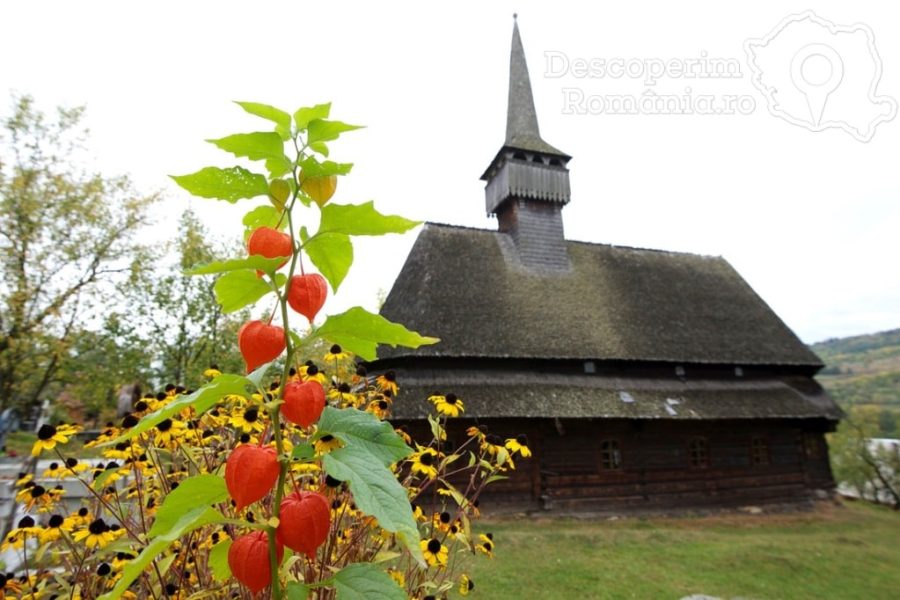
(97, 563), (111, 576)
(427, 539), (441, 554)
(384, 370), (396, 382)
(330, 344), (342, 354)
(37, 424), (57, 440)
(517, 434), (528, 445)
(338, 383), (351, 394)
(66, 458), (78, 468)
(88, 519), (109, 535)
(30, 485), (45, 498)
(156, 419), (173, 432)
(320, 435), (334, 443)
(446, 393), (458, 405)
(121, 414), (139, 428)
(439, 511), (451, 523)
(48, 514), (64, 528)
(244, 408), (259, 423)
(419, 452), (434, 466)
(483, 541), (493, 552)
(17, 516), (35, 528)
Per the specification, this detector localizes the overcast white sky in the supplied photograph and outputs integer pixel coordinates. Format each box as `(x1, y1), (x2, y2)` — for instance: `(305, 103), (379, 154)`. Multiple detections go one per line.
(2, 1), (898, 344)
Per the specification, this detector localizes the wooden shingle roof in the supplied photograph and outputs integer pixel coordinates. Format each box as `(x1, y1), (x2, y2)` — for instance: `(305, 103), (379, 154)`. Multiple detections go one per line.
(387, 370), (842, 420)
(379, 223), (823, 368)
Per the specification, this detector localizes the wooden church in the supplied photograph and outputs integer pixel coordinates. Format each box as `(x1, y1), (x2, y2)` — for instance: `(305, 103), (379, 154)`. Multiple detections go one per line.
(372, 21), (842, 511)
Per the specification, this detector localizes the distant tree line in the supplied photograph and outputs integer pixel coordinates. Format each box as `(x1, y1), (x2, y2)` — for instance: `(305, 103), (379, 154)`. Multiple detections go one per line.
(0, 95), (244, 427)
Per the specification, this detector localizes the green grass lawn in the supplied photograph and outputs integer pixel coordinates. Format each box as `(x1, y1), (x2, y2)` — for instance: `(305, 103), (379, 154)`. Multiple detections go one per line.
(468, 501), (900, 599)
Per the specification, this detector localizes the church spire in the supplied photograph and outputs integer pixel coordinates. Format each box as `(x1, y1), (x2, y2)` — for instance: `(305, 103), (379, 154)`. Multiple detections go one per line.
(481, 17), (572, 271)
(505, 17), (564, 155)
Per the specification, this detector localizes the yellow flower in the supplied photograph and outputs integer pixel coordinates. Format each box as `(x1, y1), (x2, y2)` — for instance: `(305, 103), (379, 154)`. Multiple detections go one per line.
(324, 344), (351, 362)
(301, 362), (328, 385)
(229, 405), (265, 433)
(481, 434), (506, 457)
(432, 510), (453, 533)
(366, 398), (391, 419)
(314, 434), (344, 454)
(410, 448), (441, 479)
(460, 574), (475, 596)
(376, 371), (399, 395)
(64, 457), (90, 475)
(328, 383), (359, 407)
(72, 518), (117, 549)
(395, 426), (412, 445)
(420, 538), (448, 568)
(387, 568), (405, 588)
(505, 434), (532, 457)
(203, 365), (222, 378)
(466, 426), (484, 441)
(31, 423), (79, 456)
(41, 462), (63, 479)
(38, 513), (72, 545)
(2, 516), (40, 551)
(432, 393), (464, 417)
(64, 507), (91, 530)
(477, 533), (495, 558)
(153, 418), (186, 446)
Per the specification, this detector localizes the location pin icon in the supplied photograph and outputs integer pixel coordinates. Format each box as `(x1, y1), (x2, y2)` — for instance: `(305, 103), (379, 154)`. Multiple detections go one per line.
(790, 44), (844, 126)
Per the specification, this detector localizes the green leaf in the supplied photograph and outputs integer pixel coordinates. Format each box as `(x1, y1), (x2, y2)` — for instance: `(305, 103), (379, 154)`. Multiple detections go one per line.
(235, 101), (292, 130)
(243, 205), (286, 241)
(314, 307), (439, 361)
(207, 132), (286, 162)
(307, 119), (364, 144)
(149, 474), (228, 537)
(304, 232), (352, 292)
(186, 255), (287, 276)
(106, 374), (252, 445)
(99, 506), (223, 600)
(266, 155), (293, 178)
(247, 360), (275, 390)
(323, 448), (423, 565)
(297, 156), (353, 178)
(292, 442), (316, 462)
(214, 270), (286, 313)
(92, 467), (118, 492)
(287, 581), (313, 599)
(294, 102), (331, 130)
(317, 406), (412, 466)
(333, 563), (406, 600)
(208, 540), (232, 582)
(171, 166), (269, 202)
(309, 141), (329, 157)
(319, 201), (419, 237)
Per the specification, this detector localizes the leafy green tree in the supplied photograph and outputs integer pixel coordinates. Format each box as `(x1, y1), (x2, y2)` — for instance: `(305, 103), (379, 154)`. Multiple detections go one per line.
(128, 208), (246, 389)
(830, 408), (900, 509)
(0, 94), (158, 414)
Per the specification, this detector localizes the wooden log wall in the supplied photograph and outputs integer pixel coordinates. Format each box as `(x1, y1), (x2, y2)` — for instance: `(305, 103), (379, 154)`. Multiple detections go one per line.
(394, 417), (836, 513)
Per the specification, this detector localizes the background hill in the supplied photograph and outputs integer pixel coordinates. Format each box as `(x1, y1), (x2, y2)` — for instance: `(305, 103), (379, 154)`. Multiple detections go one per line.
(812, 328), (900, 436)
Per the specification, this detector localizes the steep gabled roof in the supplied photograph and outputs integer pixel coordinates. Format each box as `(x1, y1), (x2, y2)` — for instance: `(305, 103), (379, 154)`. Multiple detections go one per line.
(379, 223), (823, 368)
